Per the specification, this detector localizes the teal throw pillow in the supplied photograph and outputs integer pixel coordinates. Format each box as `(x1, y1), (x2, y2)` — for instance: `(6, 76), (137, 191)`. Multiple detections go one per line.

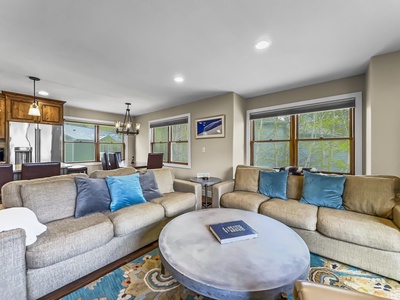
(258, 170), (288, 200)
(300, 172), (346, 209)
(106, 173), (146, 212)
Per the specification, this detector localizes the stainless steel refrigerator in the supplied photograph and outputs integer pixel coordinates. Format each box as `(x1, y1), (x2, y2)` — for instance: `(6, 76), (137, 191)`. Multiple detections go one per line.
(9, 121), (63, 165)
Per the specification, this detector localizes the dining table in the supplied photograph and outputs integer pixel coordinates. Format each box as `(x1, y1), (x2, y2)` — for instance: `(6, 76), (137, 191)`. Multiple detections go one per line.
(131, 161), (147, 169)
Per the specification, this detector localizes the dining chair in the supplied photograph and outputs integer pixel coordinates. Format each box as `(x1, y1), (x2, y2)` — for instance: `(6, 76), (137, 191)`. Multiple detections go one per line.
(101, 153), (110, 170)
(115, 152), (122, 164)
(21, 162), (61, 180)
(147, 153), (164, 169)
(0, 164), (13, 201)
(108, 153), (119, 170)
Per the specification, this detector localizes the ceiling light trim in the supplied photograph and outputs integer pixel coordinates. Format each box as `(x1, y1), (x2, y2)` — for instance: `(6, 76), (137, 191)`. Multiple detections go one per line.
(255, 40), (271, 50)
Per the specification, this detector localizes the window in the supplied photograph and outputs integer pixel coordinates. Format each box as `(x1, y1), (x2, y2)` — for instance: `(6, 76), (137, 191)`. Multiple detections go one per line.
(249, 94), (362, 174)
(150, 114), (190, 167)
(64, 122), (124, 163)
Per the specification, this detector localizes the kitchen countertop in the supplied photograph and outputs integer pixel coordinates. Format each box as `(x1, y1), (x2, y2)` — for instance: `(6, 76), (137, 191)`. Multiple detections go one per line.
(12, 163), (73, 173)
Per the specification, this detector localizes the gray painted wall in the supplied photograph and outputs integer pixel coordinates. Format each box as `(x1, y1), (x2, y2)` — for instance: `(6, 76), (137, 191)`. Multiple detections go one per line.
(135, 93), (237, 180)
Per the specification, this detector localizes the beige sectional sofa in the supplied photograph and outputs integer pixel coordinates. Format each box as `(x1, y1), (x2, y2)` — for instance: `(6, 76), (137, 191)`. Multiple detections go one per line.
(0, 167), (201, 300)
(212, 165), (400, 281)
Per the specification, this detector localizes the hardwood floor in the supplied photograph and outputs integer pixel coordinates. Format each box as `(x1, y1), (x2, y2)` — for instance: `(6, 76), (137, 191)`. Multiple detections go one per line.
(39, 241), (158, 300)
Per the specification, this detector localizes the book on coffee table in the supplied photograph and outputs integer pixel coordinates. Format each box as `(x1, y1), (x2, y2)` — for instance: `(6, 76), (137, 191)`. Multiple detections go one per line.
(209, 220), (258, 244)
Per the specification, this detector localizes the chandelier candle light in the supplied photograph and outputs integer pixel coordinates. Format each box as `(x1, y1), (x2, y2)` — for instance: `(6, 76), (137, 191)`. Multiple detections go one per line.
(115, 102), (141, 135)
(28, 76), (41, 116)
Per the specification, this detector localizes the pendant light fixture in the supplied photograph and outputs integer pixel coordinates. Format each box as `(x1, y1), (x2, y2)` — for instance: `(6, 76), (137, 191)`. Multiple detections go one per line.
(115, 102), (141, 135)
(28, 76), (41, 116)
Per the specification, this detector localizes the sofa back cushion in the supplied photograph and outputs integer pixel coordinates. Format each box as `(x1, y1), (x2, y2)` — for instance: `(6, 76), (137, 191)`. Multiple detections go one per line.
(286, 175), (304, 200)
(1, 174), (87, 208)
(149, 168), (175, 194)
(89, 167), (136, 179)
(21, 178), (78, 224)
(343, 175), (399, 219)
(234, 166), (259, 192)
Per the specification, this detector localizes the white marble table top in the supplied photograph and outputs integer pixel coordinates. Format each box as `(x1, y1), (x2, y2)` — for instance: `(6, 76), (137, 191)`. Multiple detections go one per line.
(159, 208), (310, 300)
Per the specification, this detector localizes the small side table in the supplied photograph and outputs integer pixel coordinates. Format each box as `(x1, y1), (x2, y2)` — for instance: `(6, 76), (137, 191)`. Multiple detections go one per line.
(190, 177), (222, 208)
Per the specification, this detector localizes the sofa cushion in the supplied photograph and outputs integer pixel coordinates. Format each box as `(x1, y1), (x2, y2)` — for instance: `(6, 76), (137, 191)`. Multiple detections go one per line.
(26, 213), (113, 268)
(74, 177), (111, 218)
(317, 207), (400, 252)
(260, 199), (318, 231)
(149, 168), (175, 194)
(106, 174), (146, 212)
(139, 172), (163, 201)
(300, 172), (346, 210)
(107, 202), (165, 236)
(21, 178), (77, 224)
(286, 175), (304, 200)
(89, 167), (136, 179)
(220, 191), (269, 212)
(1, 174), (87, 208)
(259, 170), (288, 200)
(151, 192), (196, 217)
(343, 175), (398, 219)
(234, 167), (259, 192)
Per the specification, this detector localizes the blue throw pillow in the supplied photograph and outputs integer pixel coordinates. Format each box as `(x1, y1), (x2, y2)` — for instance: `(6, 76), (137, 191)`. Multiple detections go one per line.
(106, 174), (146, 212)
(300, 172), (346, 209)
(258, 170), (288, 200)
(139, 172), (163, 201)
(75, 177), (111, 218)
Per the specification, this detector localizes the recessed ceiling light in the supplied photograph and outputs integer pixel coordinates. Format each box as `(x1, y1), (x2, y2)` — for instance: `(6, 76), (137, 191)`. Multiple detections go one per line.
(255, 40), (271, 50)
(38, 90), (49, 96)
(174, 76), (184, 83)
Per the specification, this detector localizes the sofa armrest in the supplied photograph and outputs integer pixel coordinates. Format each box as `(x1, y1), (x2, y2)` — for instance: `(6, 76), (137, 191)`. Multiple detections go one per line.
(0, 228), (27, 299)
(394, 204), (400, 229)
(212, 180), (235, 208)
(173, 179), (202, 210)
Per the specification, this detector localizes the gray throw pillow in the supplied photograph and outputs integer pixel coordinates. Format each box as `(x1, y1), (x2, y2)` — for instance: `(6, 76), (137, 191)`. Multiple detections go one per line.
(75, 177), (111, 218)
(139, 172), (163, 201)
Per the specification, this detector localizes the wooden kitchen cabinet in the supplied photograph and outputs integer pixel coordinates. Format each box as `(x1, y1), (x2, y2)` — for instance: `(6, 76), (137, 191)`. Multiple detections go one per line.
(0, 95), (5, 138)
(3, 92), (65, 125)
(41, 103), (62, 124)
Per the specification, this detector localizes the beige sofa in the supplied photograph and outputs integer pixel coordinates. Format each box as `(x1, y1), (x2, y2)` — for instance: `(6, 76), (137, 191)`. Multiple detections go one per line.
(212, 165), (400, 281)
(0, 167), (201, 300)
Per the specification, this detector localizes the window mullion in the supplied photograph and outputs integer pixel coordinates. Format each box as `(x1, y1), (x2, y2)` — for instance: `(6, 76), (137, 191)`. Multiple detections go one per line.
(350, 107), (355, 174)
(168, 126), (172, 163)
(291, 115), (297, 166)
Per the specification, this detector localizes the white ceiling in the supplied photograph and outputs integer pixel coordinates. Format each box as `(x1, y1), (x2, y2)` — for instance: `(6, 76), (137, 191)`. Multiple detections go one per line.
(1, 0), (400, 116)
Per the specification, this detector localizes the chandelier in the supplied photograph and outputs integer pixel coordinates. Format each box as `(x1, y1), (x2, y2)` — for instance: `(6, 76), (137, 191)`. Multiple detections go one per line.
(28, 76), (41, 116)
(115, 102), (141, 135)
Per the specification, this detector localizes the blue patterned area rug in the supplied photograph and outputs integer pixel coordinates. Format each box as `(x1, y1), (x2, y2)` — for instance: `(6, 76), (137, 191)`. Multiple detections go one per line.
(62, 248), (400, 300)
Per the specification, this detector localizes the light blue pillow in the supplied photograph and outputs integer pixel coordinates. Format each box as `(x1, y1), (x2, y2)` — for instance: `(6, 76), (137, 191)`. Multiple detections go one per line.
(300, 172), (346, 209)
(258, 170), (288, 200)
(106, 174), (146, 212)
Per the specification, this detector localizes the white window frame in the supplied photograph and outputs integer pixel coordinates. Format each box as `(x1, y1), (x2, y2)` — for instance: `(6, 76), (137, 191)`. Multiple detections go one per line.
(148, 113), (191, 169)
(246, 92), (363, 174)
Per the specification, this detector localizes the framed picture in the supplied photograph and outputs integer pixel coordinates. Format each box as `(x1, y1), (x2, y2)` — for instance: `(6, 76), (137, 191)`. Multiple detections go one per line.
(195, 115), (225, 139)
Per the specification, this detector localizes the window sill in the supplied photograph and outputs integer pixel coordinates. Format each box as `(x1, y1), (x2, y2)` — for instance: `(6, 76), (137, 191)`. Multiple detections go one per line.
(164, 163), (191, 169)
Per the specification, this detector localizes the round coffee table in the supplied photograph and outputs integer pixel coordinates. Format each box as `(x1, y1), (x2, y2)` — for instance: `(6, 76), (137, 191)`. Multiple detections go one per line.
(159, 208), (310, 300)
